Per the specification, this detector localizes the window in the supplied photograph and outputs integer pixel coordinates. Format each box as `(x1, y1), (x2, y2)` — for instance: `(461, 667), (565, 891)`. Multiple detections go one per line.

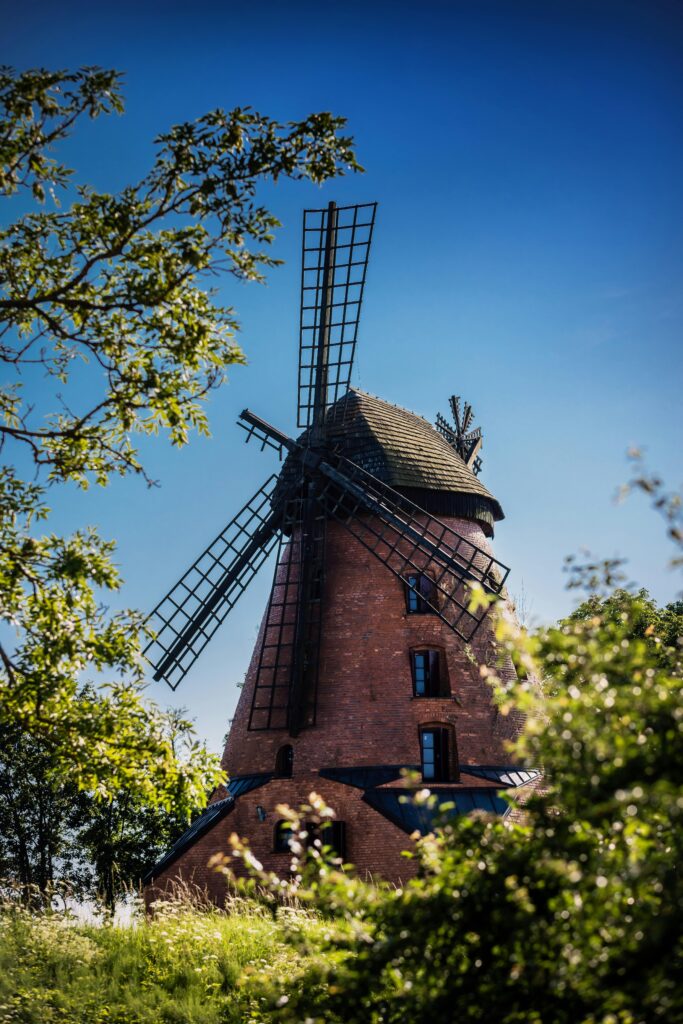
(420, 726), (453, 782)
(405, 573), (436, 614)
(273, 820), (294, 853)
(320, 820), (347, 860)
(411, 650), (446, 698)
(275, 820), (348, 860)
(275, 744), (293, 778)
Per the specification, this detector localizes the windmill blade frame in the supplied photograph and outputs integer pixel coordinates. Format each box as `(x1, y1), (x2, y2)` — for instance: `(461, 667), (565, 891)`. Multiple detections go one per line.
(145, 476), (284, 691)
(247, 481), (326, 734)
(318, 455), (508, 593)
(298, 201), (377, 431)
(236, 409), (509, 642)
(314, 454), (509, 643)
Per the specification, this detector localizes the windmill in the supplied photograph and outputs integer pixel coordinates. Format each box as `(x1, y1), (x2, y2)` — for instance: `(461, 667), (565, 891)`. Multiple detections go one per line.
(145, 201), (509, 735)
(144, 202), (540, 896)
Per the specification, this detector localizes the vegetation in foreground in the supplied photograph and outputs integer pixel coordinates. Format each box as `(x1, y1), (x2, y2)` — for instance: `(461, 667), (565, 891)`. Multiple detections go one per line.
(0, 889), (317, 1024)
(220, 578), (682, 1024)
(1, 67), (680, 1022)
(1, 576), (680, 1024)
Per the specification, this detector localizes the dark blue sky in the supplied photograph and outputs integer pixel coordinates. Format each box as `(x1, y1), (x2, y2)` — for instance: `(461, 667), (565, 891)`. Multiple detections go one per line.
(4, 0), (683, 751)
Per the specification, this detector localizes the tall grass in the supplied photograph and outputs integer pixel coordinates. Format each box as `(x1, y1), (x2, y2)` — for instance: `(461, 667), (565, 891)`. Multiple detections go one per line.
(0, 885), (313, 1023)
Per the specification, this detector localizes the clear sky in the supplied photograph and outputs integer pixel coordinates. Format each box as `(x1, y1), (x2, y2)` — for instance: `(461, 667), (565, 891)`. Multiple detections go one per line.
(4, 0), (683, 753)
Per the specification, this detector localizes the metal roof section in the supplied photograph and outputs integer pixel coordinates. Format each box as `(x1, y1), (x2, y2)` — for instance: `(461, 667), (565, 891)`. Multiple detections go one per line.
(319, 764), (420, 789)
(321, 762), (534, 835)
(460, 765), (542, 788)
(362, 787), (511, 836)
(226, 772), (274, 798)
(320, 763), (537, 792)
(143, 773), (273, 884)
(145, 765), (534, 884)
(142, 795), (235, 885)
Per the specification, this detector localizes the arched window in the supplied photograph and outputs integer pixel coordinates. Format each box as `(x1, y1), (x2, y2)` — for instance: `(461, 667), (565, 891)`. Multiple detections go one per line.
(273, 820), (294, 853)
(275, 744), (294, 778)
(405, 573), (436, 614)
(419, 724), (458, 782)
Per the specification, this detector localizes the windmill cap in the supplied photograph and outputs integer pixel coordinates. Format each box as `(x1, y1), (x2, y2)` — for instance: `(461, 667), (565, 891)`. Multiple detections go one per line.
(292, 388), (504, 535)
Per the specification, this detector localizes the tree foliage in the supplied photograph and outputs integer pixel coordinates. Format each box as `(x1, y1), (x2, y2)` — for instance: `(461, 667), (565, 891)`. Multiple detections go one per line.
(0, 706), (198, 910)
(221, 584), (682, 1022)
(0, 66), (360, 820)
(0, 66), (359, 484)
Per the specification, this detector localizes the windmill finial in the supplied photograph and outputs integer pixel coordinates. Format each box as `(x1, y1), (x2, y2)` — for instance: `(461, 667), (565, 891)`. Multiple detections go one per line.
(436, 394), (484, 476)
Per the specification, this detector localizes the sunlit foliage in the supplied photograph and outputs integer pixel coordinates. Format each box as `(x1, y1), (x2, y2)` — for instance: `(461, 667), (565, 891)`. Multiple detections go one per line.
(220, 588), (682, 1022)
(0, 66), (360, 818)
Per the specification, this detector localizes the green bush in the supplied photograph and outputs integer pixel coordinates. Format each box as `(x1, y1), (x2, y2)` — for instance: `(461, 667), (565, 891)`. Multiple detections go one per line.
(222, 589), (682, 1024)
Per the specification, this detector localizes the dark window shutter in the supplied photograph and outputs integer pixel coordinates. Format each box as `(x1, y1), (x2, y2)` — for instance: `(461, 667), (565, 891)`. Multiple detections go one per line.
(428, 651), (440, 697)
(275, 744), (294, 778)
(435, 728), (449, 780)
(419, 574), (433, 601)
(274, 820), (293, 852)
(326, 821), (347, 860)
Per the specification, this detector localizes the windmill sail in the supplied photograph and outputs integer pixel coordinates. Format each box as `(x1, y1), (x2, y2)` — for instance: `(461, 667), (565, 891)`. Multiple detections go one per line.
(298, 201), (377, 430)
(314, 454), (508, 642)
(237, 409), (509, 646)
(247, 485), (326, 733)
(146, 200), (512, 704)
(145, 477), (283, 690)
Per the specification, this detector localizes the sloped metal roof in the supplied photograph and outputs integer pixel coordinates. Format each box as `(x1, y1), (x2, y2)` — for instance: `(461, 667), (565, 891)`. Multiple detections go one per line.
(319, 764), (420, 790)
(460, 765), (542, 788)
(143, 773), (272, 884)
(362, 787), (510, 835)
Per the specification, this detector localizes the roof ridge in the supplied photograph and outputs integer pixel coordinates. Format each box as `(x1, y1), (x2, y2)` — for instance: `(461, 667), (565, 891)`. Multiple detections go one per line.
(347, 387), (434, 428)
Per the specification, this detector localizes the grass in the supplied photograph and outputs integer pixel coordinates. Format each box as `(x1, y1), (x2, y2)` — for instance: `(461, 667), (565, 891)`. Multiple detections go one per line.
(0, 887), (317, 1024)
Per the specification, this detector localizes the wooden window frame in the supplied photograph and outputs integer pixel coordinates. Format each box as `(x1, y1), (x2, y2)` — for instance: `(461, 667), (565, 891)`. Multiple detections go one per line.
(273, 819), (294, 853)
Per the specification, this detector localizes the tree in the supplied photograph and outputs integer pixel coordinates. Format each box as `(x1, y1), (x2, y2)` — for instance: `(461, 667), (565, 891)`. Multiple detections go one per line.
(73, 707), (207, 911)
(222, 530), (682, 1022)
(0, 67), (360, 812)
(0, 700), (203, 910)
(0, 720), (84, 903)
(565, 588), (683, 670)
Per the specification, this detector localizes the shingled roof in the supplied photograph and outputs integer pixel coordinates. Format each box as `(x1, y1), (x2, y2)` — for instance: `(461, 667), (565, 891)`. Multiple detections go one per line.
(319, 389), (504, 533)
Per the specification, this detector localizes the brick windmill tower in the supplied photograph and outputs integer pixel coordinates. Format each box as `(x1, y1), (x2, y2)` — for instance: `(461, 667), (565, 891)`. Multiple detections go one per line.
(144, 203), (539, 900)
